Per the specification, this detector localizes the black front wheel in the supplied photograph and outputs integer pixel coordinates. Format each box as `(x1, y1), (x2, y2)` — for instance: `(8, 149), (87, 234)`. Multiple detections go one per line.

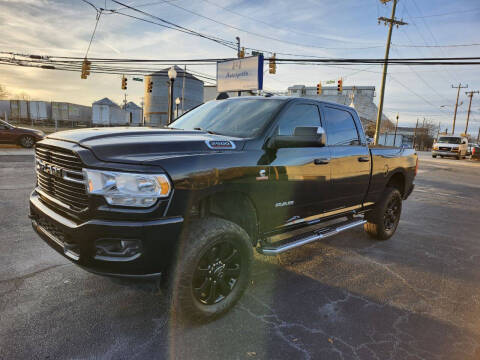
(169, 217), (253, 322)
(364, 187), (402, 240)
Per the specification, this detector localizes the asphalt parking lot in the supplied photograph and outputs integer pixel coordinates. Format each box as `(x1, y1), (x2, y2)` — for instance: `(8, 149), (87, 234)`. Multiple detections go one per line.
(1, 150), (480, 360)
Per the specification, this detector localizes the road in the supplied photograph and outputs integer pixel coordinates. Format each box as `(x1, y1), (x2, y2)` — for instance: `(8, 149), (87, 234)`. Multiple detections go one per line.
(1, 151), (479, 360)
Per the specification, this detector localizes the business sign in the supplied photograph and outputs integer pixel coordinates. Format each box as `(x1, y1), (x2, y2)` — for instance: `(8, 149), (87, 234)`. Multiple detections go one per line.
(216, 55), (264, 92)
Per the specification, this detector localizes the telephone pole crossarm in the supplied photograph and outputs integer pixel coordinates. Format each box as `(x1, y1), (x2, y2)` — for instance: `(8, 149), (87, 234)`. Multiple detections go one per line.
(377, 16), (408, 26)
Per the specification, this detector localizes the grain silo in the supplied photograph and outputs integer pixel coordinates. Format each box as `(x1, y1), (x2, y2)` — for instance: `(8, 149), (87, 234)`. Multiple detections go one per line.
(144, 66), (204, 126)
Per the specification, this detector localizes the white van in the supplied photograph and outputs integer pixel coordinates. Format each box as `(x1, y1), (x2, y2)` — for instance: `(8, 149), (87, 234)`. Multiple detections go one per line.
(432, 135), (468, 159)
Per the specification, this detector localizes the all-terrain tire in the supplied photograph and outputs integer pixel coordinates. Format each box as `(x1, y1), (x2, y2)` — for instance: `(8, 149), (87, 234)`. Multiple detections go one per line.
(364, 187), (402, 240)
(169, 217), (253, 323)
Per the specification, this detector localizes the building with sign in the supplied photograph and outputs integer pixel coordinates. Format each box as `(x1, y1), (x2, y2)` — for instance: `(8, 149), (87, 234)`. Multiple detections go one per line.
(287, 85), (393, 135)
(144, 66), (204, 127)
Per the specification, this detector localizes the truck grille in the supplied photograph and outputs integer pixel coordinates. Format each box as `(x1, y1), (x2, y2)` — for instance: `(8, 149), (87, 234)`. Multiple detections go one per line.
(35, 145), (88, 212)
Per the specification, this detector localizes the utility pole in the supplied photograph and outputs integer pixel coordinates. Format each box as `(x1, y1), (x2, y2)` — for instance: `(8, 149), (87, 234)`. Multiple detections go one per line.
(236, 36), (241, 97)
(393, 113), (399, 146)
(436, 120), (440, 140)
(477, 127), (480, 143)
(413, 118), (419, 149)
(451, 83), (468, 134)
(374, 0), (407, 145)
(464, 90), (479, 135)
(181, 65), (186, 114)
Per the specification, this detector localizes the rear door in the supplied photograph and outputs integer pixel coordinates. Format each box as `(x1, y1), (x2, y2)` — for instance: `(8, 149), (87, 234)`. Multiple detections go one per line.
(320, 105), (370, 211)
(265, 102), (332, 230)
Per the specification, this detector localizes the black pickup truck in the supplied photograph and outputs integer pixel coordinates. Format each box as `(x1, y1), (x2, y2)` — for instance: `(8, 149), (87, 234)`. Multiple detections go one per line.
(30, 96), (417, 321)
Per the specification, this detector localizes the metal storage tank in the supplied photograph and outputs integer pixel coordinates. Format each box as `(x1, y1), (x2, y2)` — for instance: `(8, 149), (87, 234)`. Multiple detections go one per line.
(0, 100), (10, 120)
(144, 66), (204, 127)
(125, 101), (143, 125)
(29, 101), (49, 122)
(10, 100), (29, 120)
(52, 102), (69, 122)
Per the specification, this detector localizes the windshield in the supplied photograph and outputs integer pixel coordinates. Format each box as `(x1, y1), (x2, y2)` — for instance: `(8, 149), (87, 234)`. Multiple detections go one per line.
(169, 99), (285, 138)
(438, 137), (462, 144)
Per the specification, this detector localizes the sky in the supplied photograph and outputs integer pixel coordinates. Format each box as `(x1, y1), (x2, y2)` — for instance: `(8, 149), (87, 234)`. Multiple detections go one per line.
(0, 0), (479, 135)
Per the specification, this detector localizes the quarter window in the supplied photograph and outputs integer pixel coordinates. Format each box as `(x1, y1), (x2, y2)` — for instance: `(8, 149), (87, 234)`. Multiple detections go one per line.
(277, 104), (321, 135)
(323, 107), (360, 146)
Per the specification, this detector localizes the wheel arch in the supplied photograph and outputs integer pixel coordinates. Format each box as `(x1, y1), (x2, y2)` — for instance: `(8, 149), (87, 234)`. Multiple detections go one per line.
(385, 170), (406, 197)
(189, 190), (260, 246)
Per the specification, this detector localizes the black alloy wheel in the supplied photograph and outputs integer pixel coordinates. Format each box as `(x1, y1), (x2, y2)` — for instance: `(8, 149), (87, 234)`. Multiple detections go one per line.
(383, 196), (401, 232)
(193, 240), (241, 305)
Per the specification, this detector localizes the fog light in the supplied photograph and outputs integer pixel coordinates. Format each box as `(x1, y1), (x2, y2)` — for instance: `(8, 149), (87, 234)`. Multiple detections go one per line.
(94, 239), (142, 261)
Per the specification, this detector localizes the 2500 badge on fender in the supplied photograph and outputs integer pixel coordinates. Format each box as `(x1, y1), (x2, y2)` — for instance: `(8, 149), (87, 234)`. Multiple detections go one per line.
(29, 96), (416, 322)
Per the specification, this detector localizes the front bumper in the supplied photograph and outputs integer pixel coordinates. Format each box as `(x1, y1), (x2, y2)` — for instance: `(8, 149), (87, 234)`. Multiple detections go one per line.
(432, 150), (459, 157)
(29, 190), (184, 278)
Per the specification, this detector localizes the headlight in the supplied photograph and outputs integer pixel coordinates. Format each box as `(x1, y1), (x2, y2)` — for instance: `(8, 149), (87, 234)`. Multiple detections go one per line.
(83, 169), (171, 207)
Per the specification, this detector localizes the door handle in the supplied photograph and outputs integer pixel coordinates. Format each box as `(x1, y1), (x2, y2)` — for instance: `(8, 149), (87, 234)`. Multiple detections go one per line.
(358, 156), (370, 162)
(314, 158), (330, 165)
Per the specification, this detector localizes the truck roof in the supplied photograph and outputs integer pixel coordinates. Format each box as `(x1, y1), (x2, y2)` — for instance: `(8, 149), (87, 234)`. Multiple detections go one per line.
(222, 96), (357, 112)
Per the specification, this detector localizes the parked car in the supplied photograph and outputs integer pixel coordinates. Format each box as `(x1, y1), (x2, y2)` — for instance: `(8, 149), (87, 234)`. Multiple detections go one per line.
(467, 143), (478, 156)
(431, 135), (468, 159)
(29, 97), (417, 321)
(0, 119), (45, 148)
(471, 144), (480, 160)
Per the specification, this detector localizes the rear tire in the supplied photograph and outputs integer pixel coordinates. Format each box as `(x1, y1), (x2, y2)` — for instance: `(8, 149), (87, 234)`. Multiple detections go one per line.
(432, 155), (437, 158)
(19, 135), (35, 148)
(169, 217), (253, 323)
(364, 187), (402, 240)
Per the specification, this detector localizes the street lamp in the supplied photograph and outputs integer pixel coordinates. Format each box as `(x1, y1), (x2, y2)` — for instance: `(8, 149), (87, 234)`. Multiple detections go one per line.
(175, 97), (181, 119)
(167, 66), (177, 124)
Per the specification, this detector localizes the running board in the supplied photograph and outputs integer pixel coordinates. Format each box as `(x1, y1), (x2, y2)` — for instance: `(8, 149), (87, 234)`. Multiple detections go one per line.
(258, 219), (366, 256)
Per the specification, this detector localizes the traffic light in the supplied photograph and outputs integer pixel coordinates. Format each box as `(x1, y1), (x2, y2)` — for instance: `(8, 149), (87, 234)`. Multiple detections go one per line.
(239, 47), (245, 58)
(81, 58), (91, 79)
(337, 79), (343, 93)
(147, 80), (153, 93)
(269, 53), (276, 74)
(316, 82), (322, 95)
(121, 76), (127, 90)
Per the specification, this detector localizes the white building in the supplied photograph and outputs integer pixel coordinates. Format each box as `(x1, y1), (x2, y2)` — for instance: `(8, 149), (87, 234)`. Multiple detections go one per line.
(92, 98), (128, 126)
(125, 102), (143, 125)
(287, 85), (392, 133)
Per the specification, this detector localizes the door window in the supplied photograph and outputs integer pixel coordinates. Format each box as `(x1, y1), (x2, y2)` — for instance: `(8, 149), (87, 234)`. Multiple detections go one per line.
(277, 104), (321, 135)
(323, 107), (360, 146)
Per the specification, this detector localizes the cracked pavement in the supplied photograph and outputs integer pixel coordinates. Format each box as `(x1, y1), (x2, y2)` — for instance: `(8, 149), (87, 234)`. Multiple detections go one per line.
(1, 151), (480, 359)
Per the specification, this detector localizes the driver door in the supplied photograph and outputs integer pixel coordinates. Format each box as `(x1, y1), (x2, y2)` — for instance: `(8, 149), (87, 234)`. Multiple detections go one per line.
(263, 102), (332, 231)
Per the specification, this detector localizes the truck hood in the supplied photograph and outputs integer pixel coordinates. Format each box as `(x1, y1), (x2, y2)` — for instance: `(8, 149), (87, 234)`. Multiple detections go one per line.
(46, 127), (245, 164)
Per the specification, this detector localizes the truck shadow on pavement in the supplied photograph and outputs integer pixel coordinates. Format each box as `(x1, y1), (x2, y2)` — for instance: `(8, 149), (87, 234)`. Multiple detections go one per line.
(22, 233), (479, 360)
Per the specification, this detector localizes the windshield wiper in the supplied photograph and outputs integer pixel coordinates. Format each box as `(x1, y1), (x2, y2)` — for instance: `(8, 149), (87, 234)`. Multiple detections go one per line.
(193, 127), (222, 135)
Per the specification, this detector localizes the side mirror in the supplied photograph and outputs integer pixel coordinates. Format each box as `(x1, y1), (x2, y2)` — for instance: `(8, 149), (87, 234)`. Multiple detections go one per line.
(270, 126), (326, 149)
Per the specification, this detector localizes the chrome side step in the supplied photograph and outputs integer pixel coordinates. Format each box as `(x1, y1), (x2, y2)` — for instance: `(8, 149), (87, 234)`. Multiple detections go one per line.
(258, 219), (366, 256)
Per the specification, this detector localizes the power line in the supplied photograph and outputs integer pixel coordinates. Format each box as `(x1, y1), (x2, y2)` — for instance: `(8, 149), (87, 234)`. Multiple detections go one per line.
(117, 0), (384, 51)
(110, 0), (238, 50)
(198, 0), (383, 49)
(411, 7), (480, 18)
(393, 42), (480, 48)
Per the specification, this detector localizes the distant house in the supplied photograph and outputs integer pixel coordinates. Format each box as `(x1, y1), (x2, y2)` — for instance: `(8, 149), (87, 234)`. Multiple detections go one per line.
(92, 97), (128, 126)
(125, 102), (143, 125)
